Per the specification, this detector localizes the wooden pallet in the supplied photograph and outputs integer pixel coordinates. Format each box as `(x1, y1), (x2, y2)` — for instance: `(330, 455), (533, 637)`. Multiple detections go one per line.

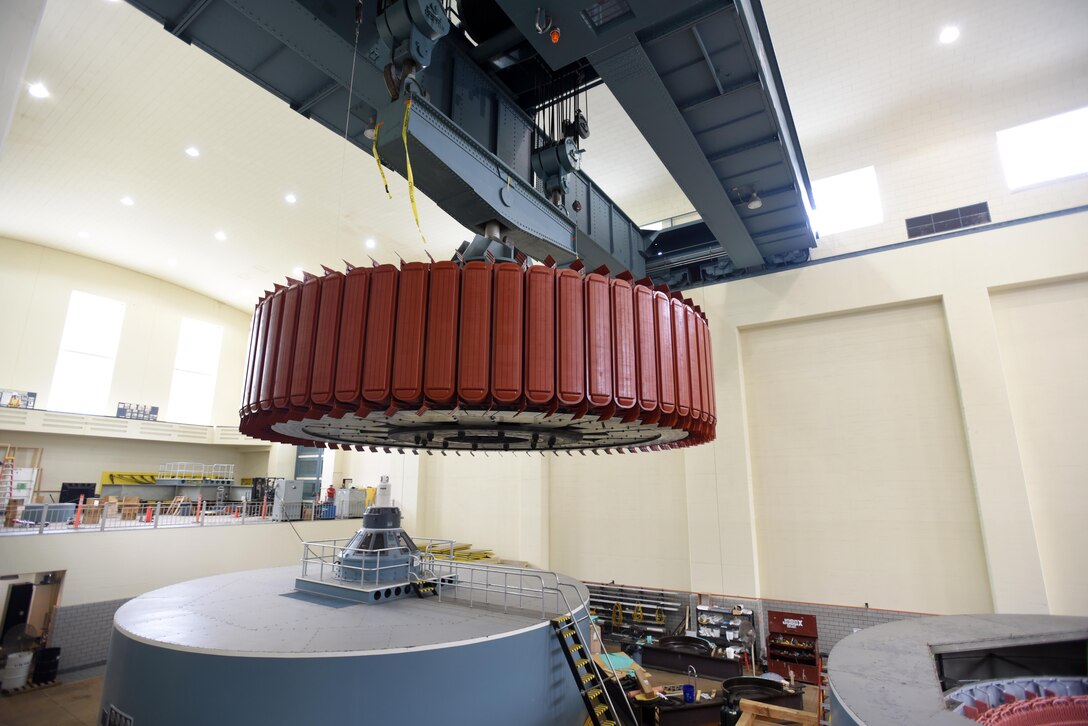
(736, 698), (818, 726)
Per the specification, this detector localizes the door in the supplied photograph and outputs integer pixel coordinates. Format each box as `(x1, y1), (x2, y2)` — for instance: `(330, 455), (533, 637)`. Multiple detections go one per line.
(2, 583), (33, 639)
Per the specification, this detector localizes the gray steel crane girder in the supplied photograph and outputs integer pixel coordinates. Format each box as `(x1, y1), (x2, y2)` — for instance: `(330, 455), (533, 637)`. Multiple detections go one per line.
(495, 0), (817, 277)
(374, 95), (576, 263)
(126, 0), (646, 275)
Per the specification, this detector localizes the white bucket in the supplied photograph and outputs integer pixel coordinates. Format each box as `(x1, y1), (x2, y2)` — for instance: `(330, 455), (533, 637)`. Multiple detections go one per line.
(1, 651), (32, 690)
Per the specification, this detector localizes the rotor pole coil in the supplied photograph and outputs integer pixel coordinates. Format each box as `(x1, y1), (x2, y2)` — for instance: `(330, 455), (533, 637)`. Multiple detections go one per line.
(240, 260), (716, 453)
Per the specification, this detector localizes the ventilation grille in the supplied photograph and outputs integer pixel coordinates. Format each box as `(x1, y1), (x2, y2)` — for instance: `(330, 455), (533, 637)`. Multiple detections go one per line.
(582, 0), (633, 33)
(906, 202), (990, 239)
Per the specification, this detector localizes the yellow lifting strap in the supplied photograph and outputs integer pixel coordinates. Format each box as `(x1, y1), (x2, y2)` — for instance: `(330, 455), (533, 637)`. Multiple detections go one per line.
(401, 98), (427, 245)
(372, 121), (392, 200)
(611, 601), (623, 628)
(632, 603), (644, 623)
(654, 606), (666, 624)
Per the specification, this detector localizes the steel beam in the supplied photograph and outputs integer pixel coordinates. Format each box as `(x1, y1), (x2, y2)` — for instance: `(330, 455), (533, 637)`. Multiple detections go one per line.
(293, 81), (340, 115)
(690, 26), (723, 95)
(169, 0), (213, 37)
(590, 36), (764, 269)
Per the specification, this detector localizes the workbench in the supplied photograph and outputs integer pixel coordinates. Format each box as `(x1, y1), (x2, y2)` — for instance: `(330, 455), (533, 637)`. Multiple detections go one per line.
(640, 643), (742, 680)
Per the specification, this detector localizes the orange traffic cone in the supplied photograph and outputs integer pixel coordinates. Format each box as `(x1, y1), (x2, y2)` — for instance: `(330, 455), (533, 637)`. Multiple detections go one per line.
(233, 506), (239, 518)
(144, 505), (153, 523)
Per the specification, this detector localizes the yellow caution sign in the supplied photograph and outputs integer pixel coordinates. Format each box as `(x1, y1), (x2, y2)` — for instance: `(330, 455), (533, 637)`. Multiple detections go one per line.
(401, 98), (426, 245)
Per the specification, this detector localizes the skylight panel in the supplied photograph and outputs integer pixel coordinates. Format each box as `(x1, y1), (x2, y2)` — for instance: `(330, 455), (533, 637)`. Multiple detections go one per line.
(810, 166), (884, 236)
(997, 106), (1088, 189)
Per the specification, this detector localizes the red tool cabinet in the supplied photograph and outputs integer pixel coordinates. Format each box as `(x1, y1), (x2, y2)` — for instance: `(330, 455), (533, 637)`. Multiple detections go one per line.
(765, 610), (821, 685)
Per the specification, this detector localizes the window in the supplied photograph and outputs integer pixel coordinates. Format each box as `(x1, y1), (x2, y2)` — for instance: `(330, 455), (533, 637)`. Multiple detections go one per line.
(165, 318), (223, 424)
(294, 446), (323, 480)
(47, 291), (126, 415)
(810, 166), (883, 236)
(997, 106), (1088, 189)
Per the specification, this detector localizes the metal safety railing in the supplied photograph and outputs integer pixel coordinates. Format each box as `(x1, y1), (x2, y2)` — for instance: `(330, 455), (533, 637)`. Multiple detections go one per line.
(156, 461), (235, 482)
(299, 537), (456, 586)
(0, 497), (325, 535)
(292, 537), (635, 725)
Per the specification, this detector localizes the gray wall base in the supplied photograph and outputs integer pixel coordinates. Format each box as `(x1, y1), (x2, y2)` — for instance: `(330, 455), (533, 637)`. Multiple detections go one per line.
(51, 598), (130, 672)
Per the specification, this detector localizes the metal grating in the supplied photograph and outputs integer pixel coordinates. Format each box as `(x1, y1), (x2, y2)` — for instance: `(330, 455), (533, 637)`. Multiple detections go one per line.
(906, 202), (990, 239)
(582, 0), (634, 33)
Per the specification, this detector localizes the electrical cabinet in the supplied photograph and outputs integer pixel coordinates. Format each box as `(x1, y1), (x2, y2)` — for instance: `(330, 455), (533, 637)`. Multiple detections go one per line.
(272, 479), (308, 521)
(766, 610), (821, 684)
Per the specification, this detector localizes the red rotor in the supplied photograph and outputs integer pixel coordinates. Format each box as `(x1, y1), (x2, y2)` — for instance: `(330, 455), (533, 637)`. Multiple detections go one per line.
(240, 260), (716, 453)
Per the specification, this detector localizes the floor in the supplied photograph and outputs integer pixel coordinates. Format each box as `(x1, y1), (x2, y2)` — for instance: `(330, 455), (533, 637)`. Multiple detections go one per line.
(0, 663), (819, 726)
(0, 667), (105, 726)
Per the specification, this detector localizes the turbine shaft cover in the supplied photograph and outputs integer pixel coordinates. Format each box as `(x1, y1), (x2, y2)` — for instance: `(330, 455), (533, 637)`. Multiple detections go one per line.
(240, 258), (716, 454)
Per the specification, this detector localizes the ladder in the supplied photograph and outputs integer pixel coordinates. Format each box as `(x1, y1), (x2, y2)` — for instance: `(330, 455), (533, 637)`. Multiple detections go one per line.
(551, 614), (619, 726)
(819, 667), (832, 725)
(0, 450), (14, 512)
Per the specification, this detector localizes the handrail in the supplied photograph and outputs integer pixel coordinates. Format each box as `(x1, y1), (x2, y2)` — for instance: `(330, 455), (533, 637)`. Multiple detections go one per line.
(293, 539), (639, 724)
(550, 579), (636, 726)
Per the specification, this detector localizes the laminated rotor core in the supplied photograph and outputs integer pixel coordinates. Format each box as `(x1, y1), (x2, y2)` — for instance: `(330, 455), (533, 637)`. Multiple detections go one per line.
(239, 260), (716, 453)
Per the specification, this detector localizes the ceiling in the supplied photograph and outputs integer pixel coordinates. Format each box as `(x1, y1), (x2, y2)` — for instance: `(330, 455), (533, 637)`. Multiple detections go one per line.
(1, 0), (1085, 311)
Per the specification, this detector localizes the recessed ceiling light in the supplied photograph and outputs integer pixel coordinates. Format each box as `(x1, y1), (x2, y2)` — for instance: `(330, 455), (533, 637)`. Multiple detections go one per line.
(939, 26), (960, 44)
(120, 196), (134, 206)
(167, 258), (177, 267)
(185, 146), (200, 158)
(365, 238), (376, 249)
(78, 231), (89, 239)
(292, 266), (304, 278)
(285, 193), (298, 204)
(214, 230), (227, 241)
(27, 82), (49, 99)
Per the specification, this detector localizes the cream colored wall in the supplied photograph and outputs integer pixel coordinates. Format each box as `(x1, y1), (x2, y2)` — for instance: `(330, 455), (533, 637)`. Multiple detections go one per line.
(416, 455), (547, 565)
(549, 450), (692, 591)
(740, 301), (991, 613)
(415, 211), (1088, 616)
(0, 429), (255, 495)
(0, 235), (251, 426)
(990, 277), (1088, 615)
(1, 519), (363, 606)
(685, 212), (1087, 615)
